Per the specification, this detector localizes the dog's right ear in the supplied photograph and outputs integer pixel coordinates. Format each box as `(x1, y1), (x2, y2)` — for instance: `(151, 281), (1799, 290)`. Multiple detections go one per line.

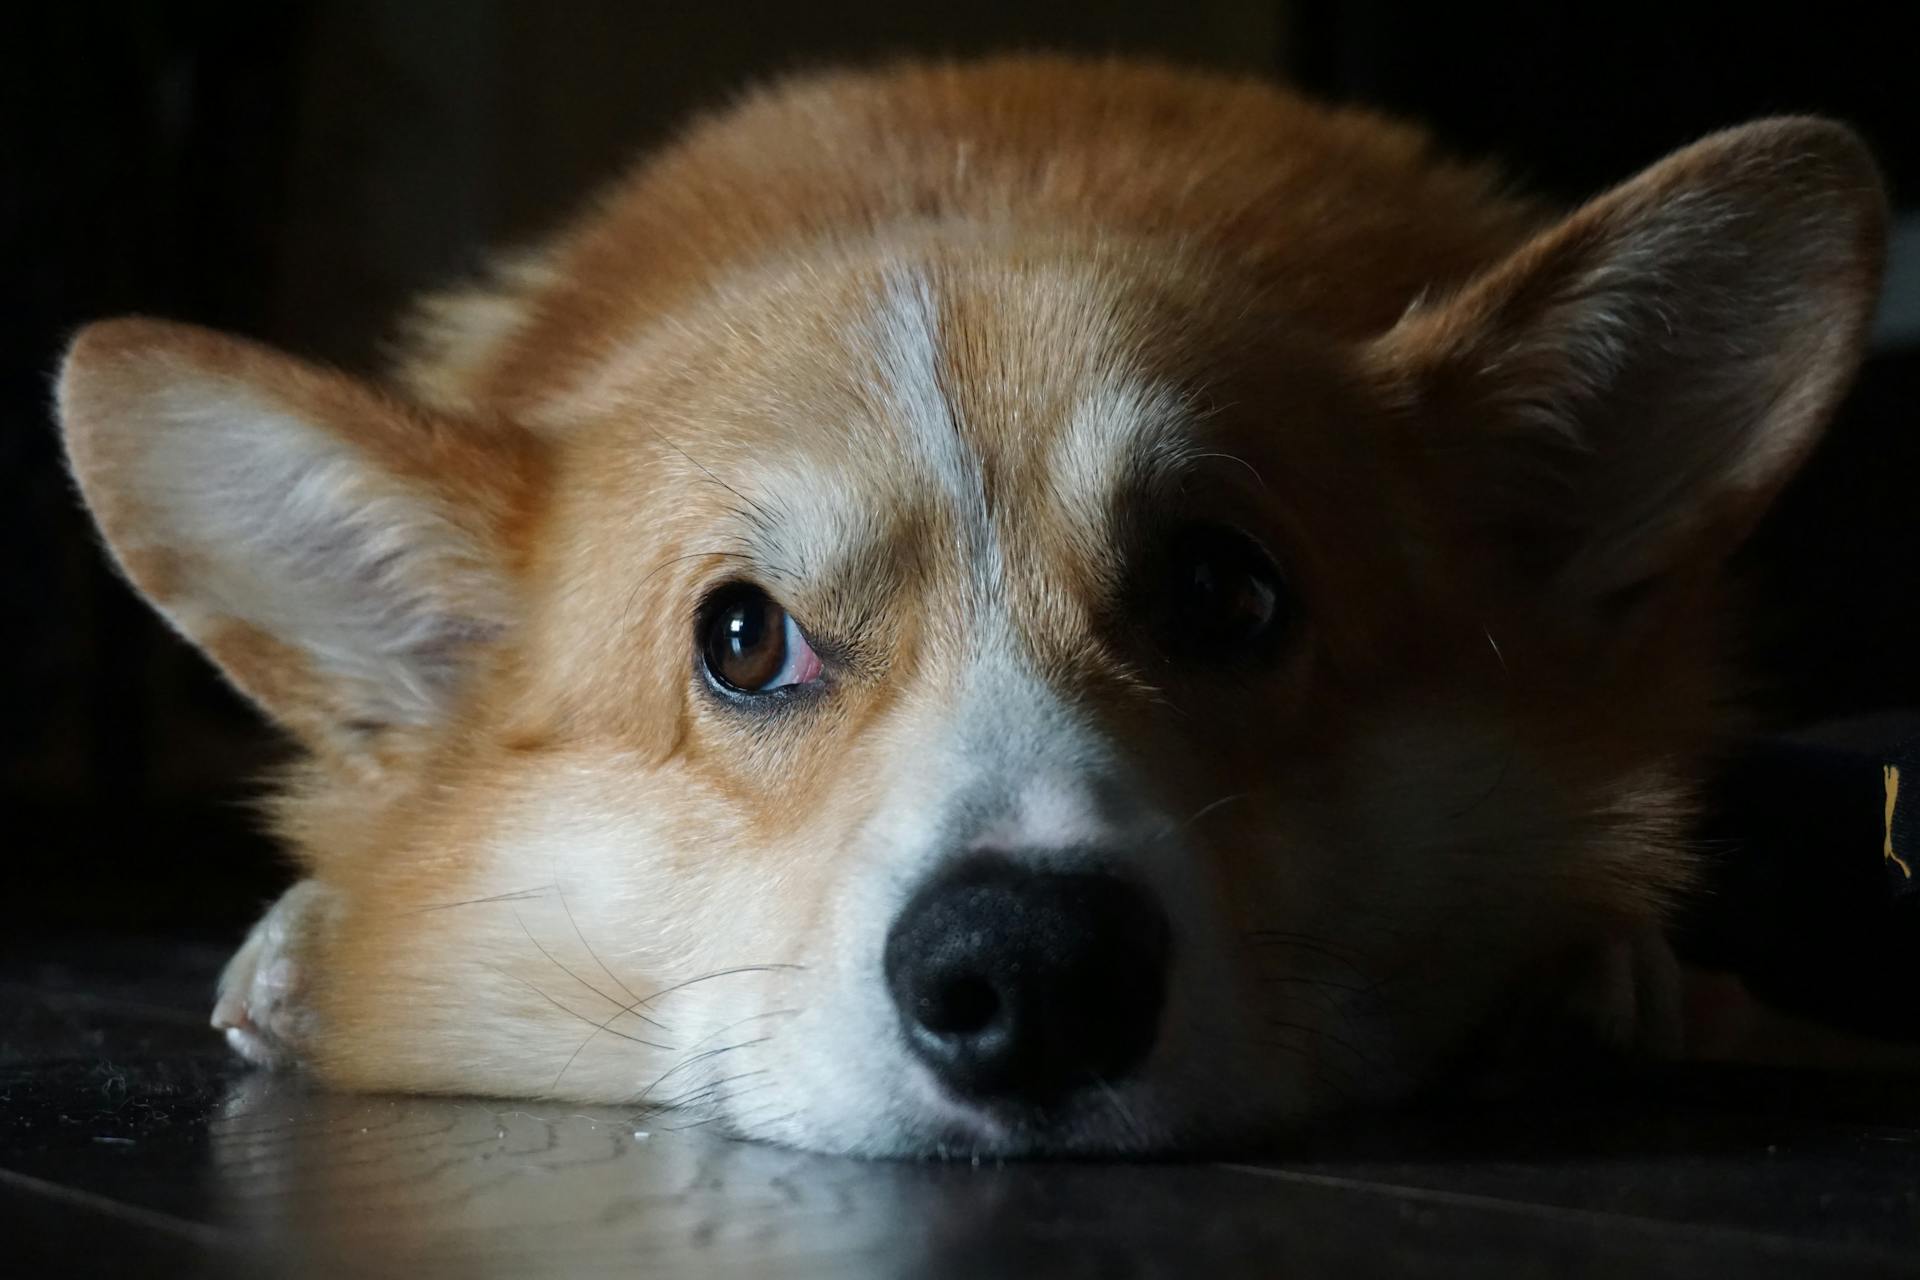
(1371, 118), (1886, 611)
(59, 319), (547, 759)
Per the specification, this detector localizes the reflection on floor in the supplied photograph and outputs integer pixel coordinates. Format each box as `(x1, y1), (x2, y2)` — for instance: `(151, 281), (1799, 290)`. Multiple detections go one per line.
(4, 937), (1918, 1278)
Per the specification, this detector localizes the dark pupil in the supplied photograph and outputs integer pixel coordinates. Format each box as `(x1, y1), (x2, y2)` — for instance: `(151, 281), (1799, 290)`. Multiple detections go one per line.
(725, 602), (766, 657)
(1190, 560), (1222, 610)
(710, 592), (785, 689)
(1173, 533), (1280, 653)
(1194, 559), (1264, 631)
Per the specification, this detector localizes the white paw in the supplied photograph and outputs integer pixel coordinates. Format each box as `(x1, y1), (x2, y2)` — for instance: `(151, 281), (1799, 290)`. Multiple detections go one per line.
(212, 880), (336, 1070)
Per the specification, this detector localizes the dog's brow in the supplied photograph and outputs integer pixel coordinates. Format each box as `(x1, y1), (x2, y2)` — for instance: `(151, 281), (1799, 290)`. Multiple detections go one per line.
(725, 474), (904, 649)
(736, 310), (1205, 618)
(858, 268), (1204, 562)
(1053, 375), (1202, 509)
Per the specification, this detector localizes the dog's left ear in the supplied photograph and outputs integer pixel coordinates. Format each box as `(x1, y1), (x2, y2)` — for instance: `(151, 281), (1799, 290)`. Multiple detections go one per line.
(1373, 118), (1887, 603)
(58, 320), (546, 760)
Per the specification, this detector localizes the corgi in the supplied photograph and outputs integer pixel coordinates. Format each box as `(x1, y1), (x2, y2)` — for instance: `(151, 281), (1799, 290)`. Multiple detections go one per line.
(58, 56), (1887, 1157)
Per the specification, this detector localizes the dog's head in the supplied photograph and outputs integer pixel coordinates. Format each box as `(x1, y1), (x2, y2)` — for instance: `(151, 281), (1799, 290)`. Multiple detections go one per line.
(59, 98), (1883, 1155)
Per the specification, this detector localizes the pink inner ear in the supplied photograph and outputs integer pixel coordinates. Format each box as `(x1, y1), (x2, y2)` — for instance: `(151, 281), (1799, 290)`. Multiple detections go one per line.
(57, 317), (533, 750)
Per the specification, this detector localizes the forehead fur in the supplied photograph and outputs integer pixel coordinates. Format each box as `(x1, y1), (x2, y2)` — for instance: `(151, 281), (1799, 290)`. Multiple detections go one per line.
(816, 257), (1205, 606)
(532, 243), (1233, 649)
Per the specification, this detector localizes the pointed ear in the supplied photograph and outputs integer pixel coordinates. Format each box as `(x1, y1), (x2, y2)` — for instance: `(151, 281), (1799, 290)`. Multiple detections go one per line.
(59, 319), (546, 756)
(1372, 118), (1887, 603)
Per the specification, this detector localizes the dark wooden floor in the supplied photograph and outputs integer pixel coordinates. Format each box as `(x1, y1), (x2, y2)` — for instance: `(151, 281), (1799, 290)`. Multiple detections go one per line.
(4, 937), (1919, 1278)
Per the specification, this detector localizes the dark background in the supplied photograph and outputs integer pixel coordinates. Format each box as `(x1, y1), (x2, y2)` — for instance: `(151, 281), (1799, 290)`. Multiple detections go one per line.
(5, 3), (1916, 943)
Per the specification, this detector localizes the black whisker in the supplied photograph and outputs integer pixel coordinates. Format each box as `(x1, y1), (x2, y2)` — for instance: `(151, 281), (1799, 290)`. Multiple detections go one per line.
(409, 886), (555, 914)
(1264, 1016), (1382, 1071)
(658, 1114), (726, 1132)
(657, 433), (761, 517)
(1447, 746), (1517, 821)
(732, 1108), (798, 1136)
(513, 908), (661, 1026)
(633, 1028), (775, 1113)
(551, 994), (712, 1093)
(641, 963), (808, 1006)
(480, 964), (676, 1053)
(553, 871), (641, 1005)
(1243, 931), (1373, 982)
(706, 1080), (777, 1124)
(681, 1008), (801, 1054)
(648, 1068), (770, 1115)
(630, 548), (754, 598)
(637, 1036), (774, 1104)
(553, 970), (799, 1095)
(1252, 1032), (1362, 1103)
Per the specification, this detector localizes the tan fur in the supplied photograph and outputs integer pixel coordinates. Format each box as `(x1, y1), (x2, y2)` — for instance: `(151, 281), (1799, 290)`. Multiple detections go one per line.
(58, 57), (1886, 1155)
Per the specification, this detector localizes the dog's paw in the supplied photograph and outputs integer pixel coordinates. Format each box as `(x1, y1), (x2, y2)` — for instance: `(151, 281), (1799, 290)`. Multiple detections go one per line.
(212, 880), (337, 1070)
(1560, 927), (1685, 1059)
(1447, 928), (1685, 1099)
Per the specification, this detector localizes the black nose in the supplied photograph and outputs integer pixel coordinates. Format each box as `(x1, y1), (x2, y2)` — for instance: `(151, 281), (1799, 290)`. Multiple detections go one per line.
(883, 856), (1171, 1105)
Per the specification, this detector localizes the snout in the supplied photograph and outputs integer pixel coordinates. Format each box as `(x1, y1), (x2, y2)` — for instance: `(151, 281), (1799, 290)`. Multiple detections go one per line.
(883, 854), (1171, 1106)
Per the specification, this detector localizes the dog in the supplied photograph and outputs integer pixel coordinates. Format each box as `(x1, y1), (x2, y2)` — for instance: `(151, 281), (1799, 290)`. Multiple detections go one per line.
(57, 56), (1886, 1156)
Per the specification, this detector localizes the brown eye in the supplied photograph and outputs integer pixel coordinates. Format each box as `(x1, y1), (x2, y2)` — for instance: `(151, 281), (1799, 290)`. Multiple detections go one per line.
(699, 584), (823, 694)
(1155, 524), (1290, 661)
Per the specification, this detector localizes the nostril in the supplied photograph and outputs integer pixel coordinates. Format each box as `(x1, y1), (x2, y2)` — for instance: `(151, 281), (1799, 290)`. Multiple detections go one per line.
(917, 973), (1000, 1036)
(884, 854), (1172, 1105)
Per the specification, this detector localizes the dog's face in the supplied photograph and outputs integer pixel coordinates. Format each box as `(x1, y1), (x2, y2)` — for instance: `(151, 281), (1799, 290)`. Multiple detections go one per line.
(505, 248), (1508, 1152)
(59, 68), (1885, 1156)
